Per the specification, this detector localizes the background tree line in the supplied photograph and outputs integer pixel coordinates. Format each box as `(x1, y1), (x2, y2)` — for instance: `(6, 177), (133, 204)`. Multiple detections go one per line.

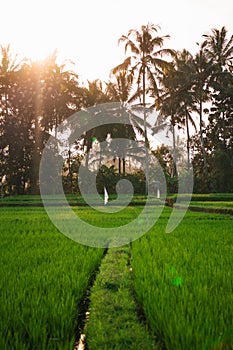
(0, 24), (232, 195)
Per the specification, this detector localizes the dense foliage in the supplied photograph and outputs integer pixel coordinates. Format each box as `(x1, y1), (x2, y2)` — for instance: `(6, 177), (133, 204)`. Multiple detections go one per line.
(0, 25), (232, 195)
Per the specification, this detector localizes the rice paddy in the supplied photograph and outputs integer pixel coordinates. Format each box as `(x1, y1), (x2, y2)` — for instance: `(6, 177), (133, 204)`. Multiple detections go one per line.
(0, 197), (232, 349)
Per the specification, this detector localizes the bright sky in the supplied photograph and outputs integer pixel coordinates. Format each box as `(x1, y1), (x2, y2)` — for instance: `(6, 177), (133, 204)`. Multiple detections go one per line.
(1, 0), (233, 83)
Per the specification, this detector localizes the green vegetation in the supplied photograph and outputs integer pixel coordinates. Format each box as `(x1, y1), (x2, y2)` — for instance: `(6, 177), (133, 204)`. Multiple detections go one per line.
(168, 193), (233, 202)
(0, 207), (104, 350)
(189, 201), (233, 210)
(0, 10), (233, 350)
(0, 25), (232, 196)
(85, 246), (156, 350)
(1, 203), (233, 349)
(132, 208), (233, 349)
(0, 194), (43, 203)
(0, 194), (161, 206)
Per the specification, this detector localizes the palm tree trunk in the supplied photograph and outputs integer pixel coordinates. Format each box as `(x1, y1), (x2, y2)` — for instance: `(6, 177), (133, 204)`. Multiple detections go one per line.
(199, 95), (208, 186)
(31, 116), (40, 194)
(172, 122), (177, 177)
(99, 142), (103, 169)
(68, 148), (73, 194)
(185, 109), (190, 169)
(85, 138), (92, 168)
(170, 93), (177, 178)
(142, 58), (149, 195)
(118, 157), (121, 174)
(222, 111), (227, 150)
(123, 158), (126, 174)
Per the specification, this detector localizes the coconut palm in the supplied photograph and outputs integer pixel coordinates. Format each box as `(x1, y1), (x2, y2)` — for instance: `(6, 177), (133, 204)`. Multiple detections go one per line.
(105, 70), (133, 103)
(113, 23), (175, 193)
(191, 44), (213, 185)
(105, 70), (151, 174)
(195, 27), (233, 157)
(0, 46), (26, 194)
(201, 26), (233, 167)
(86, 79), (110, 107)
(152, 70), (181, 177)
(202, 26), (233, 72)
(173, 50), (197, 169)
(152, 50), (197, 172)
(0, 45), (23, 120)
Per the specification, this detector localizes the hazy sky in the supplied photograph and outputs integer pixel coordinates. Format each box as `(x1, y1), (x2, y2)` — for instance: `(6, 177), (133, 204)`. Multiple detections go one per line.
(1, 0), (233, 82)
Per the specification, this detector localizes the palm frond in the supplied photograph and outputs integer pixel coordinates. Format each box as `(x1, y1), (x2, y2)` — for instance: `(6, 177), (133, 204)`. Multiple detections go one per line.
(128, 89), (142, 104)
(111, 57), (131, 75)
(152, 121), (169, 135)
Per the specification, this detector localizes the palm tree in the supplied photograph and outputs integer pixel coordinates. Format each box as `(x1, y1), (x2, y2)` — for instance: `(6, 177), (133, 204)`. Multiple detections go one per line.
(105, 70), (150, 173)
(86, 79), (110, 107)
(79, 102), (138, 174)
(113, 23), (175, 193)
(0, 45), (23, 121)
(201, 26), (233, 162)
(152, 50), (197, 172)
(152, 71), (181, 177)
(0, 46), (25, 194)
(191, 44), (213, 186)
(173, 50), (197, 169)
(106, 69), (150, 137)
(202, 26), (233, 72)
(105, 70), (133, 103)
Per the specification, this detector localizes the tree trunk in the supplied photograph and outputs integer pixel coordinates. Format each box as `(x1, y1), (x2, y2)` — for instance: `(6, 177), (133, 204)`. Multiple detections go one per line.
(185, 109), (190, 170)
(123, 158), (126, 174)
(118, 157), (121, 174)
(85, 138), (92, 168)
(199, 95), (209, 187)
(68, 148), (73, 194)
(31, 116), (41, 194)
(142, 57), (149, 195)
(172, 122), (177, 177)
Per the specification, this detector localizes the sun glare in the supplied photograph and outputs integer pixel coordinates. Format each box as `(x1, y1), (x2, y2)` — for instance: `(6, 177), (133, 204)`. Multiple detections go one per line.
(0, 0), (232, 81)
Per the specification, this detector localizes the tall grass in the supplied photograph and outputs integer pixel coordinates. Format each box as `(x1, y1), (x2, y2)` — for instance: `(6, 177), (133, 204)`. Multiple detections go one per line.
(0, 207), (104, 350)
(1, 201), (233, 349)
(132, 209), (233, 349)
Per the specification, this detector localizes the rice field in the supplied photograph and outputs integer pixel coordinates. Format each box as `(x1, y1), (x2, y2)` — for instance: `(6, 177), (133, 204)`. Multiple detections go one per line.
(132, 208), (233, 349)
(1, 197), (233, 349)
(189, 201), (233, 210)
(0, 207), (104, 350)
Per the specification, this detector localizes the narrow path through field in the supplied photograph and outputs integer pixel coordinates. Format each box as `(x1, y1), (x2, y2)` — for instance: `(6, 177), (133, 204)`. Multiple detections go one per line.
(73, 248), (108, 350)
(76, 245), (157, 350)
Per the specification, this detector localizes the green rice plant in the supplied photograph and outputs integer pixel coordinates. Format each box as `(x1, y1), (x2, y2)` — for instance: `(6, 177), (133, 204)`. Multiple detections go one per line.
(168, 193), (233, 202)
(132, 208), (233, 349)
(189, 201), (233, 210)
(0, 194), (161, 206)
(0, 207), (104, 350)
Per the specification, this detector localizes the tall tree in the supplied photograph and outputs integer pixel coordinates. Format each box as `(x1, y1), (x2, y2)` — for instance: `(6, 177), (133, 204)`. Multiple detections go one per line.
(191, 44), (213, 187)
(106, 70), (133, 103)
(172, 50), (197, 169)
(114, 23), (175, 193)
(202, 26), (233, 73)
(30, 54), (86, 193)
(0, 46), (27, 194)
(86, 79), (110, 107)
(153, 63), (181, 177)
(105, 70), (147, 173)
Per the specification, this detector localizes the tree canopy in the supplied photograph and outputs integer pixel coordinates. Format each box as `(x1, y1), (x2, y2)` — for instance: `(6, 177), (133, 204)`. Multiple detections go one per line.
(0, 24), (232, 195)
